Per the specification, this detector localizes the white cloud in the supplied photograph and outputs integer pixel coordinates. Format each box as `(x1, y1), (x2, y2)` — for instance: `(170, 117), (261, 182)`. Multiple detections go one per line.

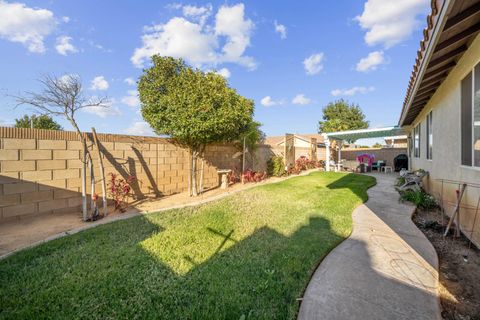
(121, 90), (140, 108)
(61, 16), (70, 23)
(356, 51), (385, 72)
(0, 1), (56, 53)
(132, 17), (217, 68)
(292, 94), (311, 105)
(182, 4), (212, 25)
(55, 36), (77, 55)
(303, 53), (324, 75)
(182, 4), (211, 17)
(331, 86), (375, 97)
(355, 0), (430, 48)
(274, 20), (287, 39)
(90, 76), (109, 91)
(124, 77), (136, 86)
(260, 96), (285, 107)
(215, 67), (231, 78)
(131, 3), (255, 70)
(126, 121), (155, 136)
(215, 3), (255, 69)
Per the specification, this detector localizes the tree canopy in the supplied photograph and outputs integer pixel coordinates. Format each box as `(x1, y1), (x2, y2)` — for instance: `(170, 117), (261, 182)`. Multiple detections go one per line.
(138, 56), (256, 196)
(318, 99), (369, 135)
(15, 114), (63, 130)
(138, 56), (254, 150)
(238, 120), (265, 152)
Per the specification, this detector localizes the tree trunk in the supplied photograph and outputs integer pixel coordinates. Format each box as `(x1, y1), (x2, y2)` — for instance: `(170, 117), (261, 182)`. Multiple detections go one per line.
(199, 156), (204, 195)
(191, 148), (198, 196)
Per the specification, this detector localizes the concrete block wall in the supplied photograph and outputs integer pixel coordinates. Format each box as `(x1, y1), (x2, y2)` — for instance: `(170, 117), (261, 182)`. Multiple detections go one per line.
(0, 127), (241, 222)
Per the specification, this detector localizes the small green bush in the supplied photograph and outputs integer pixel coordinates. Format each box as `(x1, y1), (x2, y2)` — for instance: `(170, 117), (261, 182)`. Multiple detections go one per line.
(267, 156), (286, 177)
(400, 189), (437, 209)
(395, 177), (406, 187)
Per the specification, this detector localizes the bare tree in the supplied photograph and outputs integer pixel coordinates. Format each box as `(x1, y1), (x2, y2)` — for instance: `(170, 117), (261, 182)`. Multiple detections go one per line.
(14, 74), (109, 221)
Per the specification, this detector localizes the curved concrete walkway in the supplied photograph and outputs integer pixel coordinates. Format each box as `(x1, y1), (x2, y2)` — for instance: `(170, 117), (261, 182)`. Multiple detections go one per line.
(298, 173), (441, 320)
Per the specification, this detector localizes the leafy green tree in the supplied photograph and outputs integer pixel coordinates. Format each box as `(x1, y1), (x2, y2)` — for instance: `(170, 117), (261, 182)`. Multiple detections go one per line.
(318, 99), (369, 142)
(15, 114), (63, 130)
(238, 120), (265, 152)
(138, 56), (254, 196)
(372, 142), (382, 148)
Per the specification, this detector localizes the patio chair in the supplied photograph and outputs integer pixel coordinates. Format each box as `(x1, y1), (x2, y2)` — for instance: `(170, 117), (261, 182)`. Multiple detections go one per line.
(371, 160), (385, 171)
(397, 170), (429, 191)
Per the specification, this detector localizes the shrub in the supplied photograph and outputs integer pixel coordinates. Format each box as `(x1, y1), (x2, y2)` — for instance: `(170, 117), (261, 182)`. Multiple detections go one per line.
(108, 173), (136, 212)
(395, 177), (406, 187)
(267, 156), (286, 177)
(287, 156), (323, 176)
(242, 170), (267, 183)
(400, 189), (437, 209)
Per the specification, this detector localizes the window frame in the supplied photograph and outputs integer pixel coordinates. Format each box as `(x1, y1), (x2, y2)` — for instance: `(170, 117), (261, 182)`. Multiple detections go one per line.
(461, 62), (480, 168)
(426, 111), (433, 160)
(414, 123), (421, 158)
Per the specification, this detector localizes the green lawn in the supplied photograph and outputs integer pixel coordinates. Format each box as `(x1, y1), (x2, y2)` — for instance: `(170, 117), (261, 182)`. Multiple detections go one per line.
(0, 172), (375, 319)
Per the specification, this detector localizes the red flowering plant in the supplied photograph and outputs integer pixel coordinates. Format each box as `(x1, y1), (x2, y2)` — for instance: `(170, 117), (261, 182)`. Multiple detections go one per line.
(241, 169), (267, 183)
(107, 172), (136, 213)
(288, 156), (323, 175)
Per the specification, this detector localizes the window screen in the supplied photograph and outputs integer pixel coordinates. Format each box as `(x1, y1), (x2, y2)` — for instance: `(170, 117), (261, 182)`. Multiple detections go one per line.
(461, 72), (472, 166)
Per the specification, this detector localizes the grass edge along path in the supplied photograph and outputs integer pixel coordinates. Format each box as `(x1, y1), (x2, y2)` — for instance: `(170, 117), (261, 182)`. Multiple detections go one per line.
(0, 172), (376, 319)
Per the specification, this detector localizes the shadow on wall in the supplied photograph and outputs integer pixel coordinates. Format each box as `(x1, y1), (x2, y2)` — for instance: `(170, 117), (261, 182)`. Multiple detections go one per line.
(0, 174), (88, 221)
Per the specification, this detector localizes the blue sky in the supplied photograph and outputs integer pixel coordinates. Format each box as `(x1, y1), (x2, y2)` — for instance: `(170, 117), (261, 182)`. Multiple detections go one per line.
(0, 0), (431, 138)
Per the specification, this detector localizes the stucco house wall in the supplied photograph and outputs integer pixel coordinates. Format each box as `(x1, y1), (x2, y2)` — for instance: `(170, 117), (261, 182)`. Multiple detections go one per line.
(408, 33), (480, 247)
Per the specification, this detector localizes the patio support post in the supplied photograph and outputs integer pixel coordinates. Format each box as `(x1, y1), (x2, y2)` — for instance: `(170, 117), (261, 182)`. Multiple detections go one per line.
(338, 141), (342, 171)
(325, 139), (330, 172)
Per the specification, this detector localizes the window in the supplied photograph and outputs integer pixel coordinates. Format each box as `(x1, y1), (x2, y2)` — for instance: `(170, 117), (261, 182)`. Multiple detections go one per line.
(461, 62), (480, 168)
(426, 111), (433, 160)
(414, 123), (421, 158)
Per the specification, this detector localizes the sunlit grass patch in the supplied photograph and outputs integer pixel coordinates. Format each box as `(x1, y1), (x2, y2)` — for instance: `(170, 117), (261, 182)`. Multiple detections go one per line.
(0, 172), (375, 319)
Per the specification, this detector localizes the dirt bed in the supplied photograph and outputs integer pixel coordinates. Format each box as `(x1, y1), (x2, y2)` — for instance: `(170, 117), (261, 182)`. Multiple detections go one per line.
(413, 209), (480, 320)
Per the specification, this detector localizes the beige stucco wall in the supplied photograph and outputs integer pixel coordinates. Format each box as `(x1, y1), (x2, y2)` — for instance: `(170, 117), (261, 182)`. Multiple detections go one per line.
(408, 34), (480, 247)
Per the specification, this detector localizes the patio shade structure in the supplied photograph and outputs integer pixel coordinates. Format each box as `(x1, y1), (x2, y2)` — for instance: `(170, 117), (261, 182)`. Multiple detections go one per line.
(322, 126), (407, 171)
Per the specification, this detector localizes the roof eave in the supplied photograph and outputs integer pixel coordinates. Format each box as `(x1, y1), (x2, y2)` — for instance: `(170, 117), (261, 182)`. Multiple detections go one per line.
(399, 0), (453, 127)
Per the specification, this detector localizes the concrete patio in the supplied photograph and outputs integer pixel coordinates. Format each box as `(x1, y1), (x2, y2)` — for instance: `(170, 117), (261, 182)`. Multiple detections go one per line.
(298, 173), (441, 320)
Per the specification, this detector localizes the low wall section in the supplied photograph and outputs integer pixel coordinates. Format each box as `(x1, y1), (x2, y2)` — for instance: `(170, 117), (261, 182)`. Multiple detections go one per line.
(0, 127), (241, 222)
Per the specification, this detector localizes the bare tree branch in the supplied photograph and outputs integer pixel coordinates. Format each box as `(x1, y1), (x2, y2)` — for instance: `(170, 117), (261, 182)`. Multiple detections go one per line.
(10, 73), (111, 221)
(12, 74), (110, 120)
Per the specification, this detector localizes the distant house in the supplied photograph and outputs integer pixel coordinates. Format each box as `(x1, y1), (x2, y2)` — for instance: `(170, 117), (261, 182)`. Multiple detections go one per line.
(384, 135), (408, 148)
(264, 134), (326, 161)
(399, 0), (480, 246)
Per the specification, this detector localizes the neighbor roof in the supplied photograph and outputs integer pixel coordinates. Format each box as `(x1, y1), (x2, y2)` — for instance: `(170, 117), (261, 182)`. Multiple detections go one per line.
(264, 133), (324, 146)
(399, 0), (480, 126)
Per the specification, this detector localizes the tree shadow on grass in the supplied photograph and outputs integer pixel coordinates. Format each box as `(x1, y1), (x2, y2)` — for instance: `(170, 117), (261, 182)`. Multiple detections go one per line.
(0, 215), (344, 319)
(325, 172), (376, 202)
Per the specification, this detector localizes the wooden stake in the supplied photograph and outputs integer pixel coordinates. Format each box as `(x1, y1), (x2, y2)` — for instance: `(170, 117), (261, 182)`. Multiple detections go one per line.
(81, 145), (87, 221)
(89, 159), (96, 219)
(199, 156), (204, 194)
(92, 128), (108, 216)
(444, 183), (467, 237)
